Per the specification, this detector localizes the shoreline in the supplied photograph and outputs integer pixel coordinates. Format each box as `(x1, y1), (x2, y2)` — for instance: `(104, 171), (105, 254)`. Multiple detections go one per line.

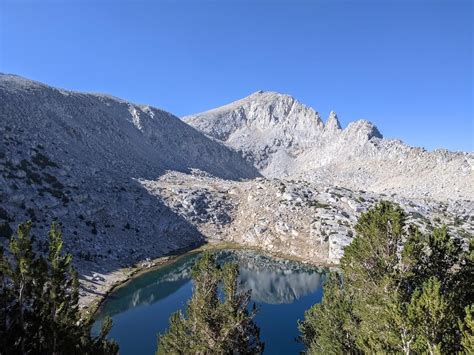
(80, 239), (335, 321)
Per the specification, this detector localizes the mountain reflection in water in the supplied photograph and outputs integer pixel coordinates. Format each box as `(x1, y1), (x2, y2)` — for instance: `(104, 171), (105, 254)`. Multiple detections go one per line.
(94, 250), (327, 354)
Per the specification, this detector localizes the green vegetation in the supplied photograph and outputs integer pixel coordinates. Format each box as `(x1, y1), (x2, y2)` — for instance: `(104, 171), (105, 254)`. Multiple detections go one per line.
(0, 221), (118, 354)
(157, 252), (264, 354)
(299, 201), (473, 354)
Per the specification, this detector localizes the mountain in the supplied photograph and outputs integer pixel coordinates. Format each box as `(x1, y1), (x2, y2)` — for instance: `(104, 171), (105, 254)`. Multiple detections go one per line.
(0, 74), (259, 273)
(184, 91), (326, 173)
(0, 74), (259, 180)
(1, 75), (472, 307)
(184, 91), (473, 200)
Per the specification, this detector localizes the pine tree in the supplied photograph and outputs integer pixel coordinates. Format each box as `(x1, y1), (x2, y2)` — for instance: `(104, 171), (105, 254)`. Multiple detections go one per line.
(341, 202), (411, 353)
(0, 245), (11, 351)
(157, 252), (264, 354)
(298, 273), (356, 354)
(300, 201), (473, 354)
(2, 221), (45, 353)
(0, 221), (119, 354)
(460, 305), (474, 353)
(407, 277), (450, 354)
(39, 222), (81, 353)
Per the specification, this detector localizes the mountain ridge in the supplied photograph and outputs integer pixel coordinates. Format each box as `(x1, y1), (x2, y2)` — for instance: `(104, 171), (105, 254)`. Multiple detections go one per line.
(184, 91), (472, 200)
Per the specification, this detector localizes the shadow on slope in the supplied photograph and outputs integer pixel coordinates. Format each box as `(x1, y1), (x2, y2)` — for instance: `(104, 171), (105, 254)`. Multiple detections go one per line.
(0, 73), (259, 280)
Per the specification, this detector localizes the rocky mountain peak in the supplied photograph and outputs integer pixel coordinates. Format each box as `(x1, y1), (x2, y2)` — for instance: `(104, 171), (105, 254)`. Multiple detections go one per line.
(344, 119), (383, 140)
(184, 91), (323, 127)
(183, 92), (325, 170)
(325, 110), (342, 132)
(186, 92), (472, 200)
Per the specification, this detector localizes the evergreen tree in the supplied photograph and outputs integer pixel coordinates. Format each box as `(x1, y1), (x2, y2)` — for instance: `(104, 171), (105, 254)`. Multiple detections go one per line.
(460, 305), (474, 353)
(298, 273), (357, 354)
(0, 221), (119, 354)
(299, 201), (473, 354)
(2, 221), (45, 353)
(0, 246), (12, 352)
(157, 252), (264, 354)
(407, 277), (450, 354)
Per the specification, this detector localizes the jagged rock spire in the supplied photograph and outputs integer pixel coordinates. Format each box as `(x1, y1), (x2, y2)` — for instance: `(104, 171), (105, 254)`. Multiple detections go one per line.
(325, 110), (342, 132)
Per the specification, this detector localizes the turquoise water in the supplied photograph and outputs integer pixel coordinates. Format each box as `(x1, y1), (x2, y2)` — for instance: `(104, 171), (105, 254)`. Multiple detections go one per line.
(93, 250), (327, 354)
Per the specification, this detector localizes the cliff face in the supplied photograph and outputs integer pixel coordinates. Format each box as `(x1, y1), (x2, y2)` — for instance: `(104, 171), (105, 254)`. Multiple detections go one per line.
(184, 91), (473, 200)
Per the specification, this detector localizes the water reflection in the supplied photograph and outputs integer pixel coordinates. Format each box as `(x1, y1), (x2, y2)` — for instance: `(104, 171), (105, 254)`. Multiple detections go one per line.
(93, 250), (327, 354)
(99, 254), (198, 317)
(100, 250), (324, 316)
(218, 250), (324, 304)
(240, 268), (322, 304)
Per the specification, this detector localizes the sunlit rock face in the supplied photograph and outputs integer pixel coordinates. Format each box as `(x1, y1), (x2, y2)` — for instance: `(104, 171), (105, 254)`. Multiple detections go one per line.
(185, 92), (473, 201)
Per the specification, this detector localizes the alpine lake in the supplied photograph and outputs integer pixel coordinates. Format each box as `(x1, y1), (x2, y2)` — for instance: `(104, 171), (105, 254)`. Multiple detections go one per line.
(92, 250), (328, 354)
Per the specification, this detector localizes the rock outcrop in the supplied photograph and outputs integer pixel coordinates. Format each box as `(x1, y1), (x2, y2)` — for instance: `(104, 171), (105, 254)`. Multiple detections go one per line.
(145, 170), (474, 265)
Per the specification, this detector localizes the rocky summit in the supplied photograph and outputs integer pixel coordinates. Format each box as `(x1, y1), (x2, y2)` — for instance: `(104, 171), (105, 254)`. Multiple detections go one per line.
(184, 91), (473, 200)
(1, 75), (472, 305)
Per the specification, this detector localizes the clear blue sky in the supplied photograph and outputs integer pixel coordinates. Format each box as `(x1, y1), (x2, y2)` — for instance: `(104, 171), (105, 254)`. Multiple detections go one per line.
(1, 0), (472, 151)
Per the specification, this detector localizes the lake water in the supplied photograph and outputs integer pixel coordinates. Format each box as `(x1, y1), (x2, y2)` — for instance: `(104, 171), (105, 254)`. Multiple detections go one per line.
(93, 250), (327, 354)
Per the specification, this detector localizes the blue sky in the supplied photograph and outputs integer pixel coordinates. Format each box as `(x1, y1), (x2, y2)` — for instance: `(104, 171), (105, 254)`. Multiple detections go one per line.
(1, 0), (472, 151)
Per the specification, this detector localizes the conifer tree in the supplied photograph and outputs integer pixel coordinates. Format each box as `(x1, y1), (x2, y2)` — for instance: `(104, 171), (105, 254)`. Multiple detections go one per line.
(299, 201), (473, 354)
(2, 221), (45, 353)
(460, 305), (474, 353)
(0, 245), (11, 351)
(39, 222), (81, 353)
(0, 221), (119, 354)
(157, 252), (264, 354)
(407, 277), (450, 354)
(298, 273), (356, 354)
